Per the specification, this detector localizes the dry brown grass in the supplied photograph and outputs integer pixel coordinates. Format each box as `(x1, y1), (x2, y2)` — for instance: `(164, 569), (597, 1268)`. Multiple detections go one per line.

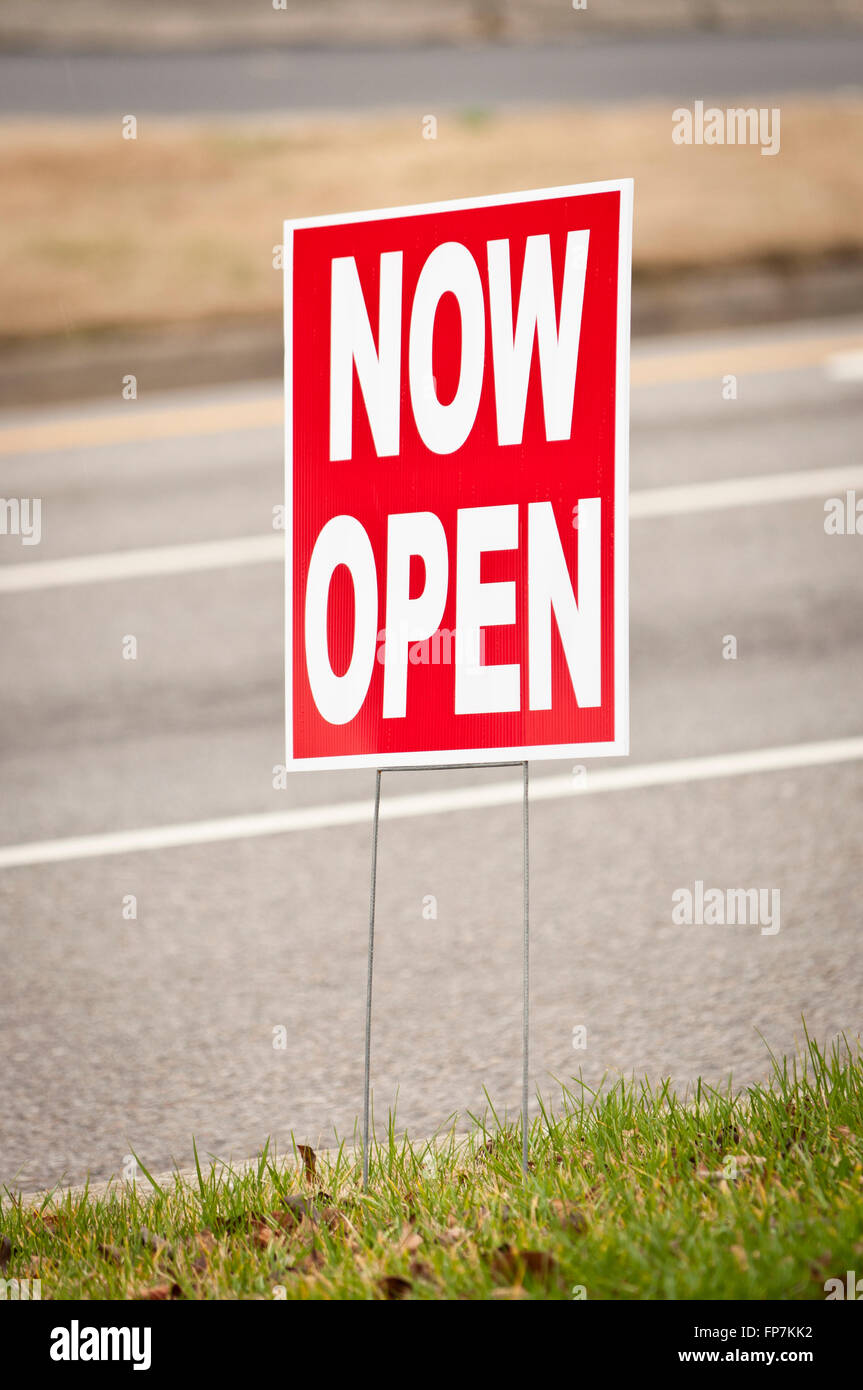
(2, 98), (861, 341)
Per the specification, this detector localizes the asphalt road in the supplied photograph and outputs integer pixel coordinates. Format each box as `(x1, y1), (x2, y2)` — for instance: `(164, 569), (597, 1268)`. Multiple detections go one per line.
(3, 31), (863, 116)
(2, 317), (863, 1193)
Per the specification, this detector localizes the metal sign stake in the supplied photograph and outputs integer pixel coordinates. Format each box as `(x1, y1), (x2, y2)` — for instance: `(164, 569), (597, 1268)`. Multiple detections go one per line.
(521, 759), (530, 1176)
(361, 761), (530, 1190)
(362, 769), (381, 1192)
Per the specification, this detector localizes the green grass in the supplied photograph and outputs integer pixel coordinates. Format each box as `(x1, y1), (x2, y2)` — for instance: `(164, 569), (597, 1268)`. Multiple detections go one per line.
(3, 1028), (862, 1300)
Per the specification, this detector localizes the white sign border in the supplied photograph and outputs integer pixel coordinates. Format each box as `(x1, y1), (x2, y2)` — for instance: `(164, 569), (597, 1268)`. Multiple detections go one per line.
(284, 178), (632, 771)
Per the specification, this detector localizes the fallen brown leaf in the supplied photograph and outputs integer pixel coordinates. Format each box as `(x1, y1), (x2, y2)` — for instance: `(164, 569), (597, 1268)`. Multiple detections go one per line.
(252, 1220), (277, 1250)
(550, 1200), (588, 1234)
(137, 1280), (181, 1301)
(378, 1275), (412, 1300)
(491, 1244), (558, 1284)
(318, 1207), (348, 1233)
(294, 1247), (326, 1274)
(436, 1225), (468, 1246)
(97, 1242), (126, 1264)
(273, 1195), (317, 1228)
(139, 1227), (174, 1260)
(520, 1250), (558, 1278)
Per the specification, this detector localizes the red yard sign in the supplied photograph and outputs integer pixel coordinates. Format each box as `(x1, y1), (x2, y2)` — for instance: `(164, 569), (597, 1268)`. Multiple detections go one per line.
(284, 180), (632, 769)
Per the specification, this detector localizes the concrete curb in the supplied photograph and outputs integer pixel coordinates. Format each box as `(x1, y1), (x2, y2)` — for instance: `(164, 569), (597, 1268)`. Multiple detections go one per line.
(4, 256), (863, 410)
(3, 1134), (473, 1211)
(3, 1147), (349, 1211)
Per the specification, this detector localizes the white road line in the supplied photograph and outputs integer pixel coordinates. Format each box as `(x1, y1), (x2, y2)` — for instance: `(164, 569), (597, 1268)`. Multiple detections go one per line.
(0, 534), (281, 592)
(825, 350), (863, 383)
(1, 735), (861, 869)
(628, 462), (863, 518)
(2, 462), (860, 595)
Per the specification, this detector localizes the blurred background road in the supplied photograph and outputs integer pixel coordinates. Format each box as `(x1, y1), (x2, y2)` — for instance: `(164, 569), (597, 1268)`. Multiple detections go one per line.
(4, 32), (863, 115)
(1, 2), (862, 1192)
